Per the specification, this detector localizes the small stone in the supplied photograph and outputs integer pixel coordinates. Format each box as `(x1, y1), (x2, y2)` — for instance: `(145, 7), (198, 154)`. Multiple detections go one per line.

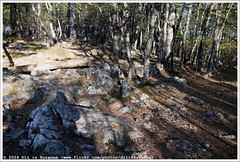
(164, 76), (187, 84)
(102, 63), (111, 70)
(133, 87), (140, 94)
(58, 41), (70, 48)
(135, 119), (151, 129)
(87, 86), (100, 95)
(143, 114), (153, 121)
(103, 130), (114, 144)
(220, 134), (236, 139)
(189, 96), (204, 105)
(141, 93), (149, 100)
(103, 94), (111, 100)
(76, 99), (99, 108)
(128, 130), (143, 139)
(119, 106), (132, 113)
(31, 66), (50, 76)
(3, 95), (13, 110)
(204, 143), (210, 148)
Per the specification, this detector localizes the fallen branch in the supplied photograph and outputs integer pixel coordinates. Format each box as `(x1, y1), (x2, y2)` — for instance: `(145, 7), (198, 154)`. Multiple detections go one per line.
(15, 58), (91, 73)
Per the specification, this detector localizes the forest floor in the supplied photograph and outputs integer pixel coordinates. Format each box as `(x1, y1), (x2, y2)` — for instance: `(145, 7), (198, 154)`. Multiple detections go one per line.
(2, 40), (238, 159)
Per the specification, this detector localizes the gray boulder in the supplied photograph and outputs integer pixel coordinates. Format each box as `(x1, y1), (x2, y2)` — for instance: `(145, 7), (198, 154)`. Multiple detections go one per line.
(168, 140), (202, 158)
(121, 80), (131, 97)
(44, 140), (66, 156)
(200, 111), (223, 119)
(102, 62), (112, 70)
(86, 86), (101, 95)
(76, 99), (99, 108)
(164, 76), (187, 84)
(40, 129), (61, 139)
(33, 134), (50, 150)
(31, 66), (50, 76)
(93, 69), (114, 89)
(10, 129), (25, 139)
(189, 96), (204, 105)
(119, 106), (132, 114)
(19, 139), (32, 147)
(3, 95), (13, 110)
(154, 108), (182, 121)
(143, 114), (153, 121)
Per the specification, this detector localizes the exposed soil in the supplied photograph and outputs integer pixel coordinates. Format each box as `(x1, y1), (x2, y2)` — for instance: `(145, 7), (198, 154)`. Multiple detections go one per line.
(2, 40), (238, 159)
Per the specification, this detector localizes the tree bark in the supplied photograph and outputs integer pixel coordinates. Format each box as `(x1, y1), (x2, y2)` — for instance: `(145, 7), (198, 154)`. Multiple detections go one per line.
(162, 3), (169, 62)
(112, 4), (120, 82)
(194, 3), (214, 72)
(3, 43), (14, 67)
(56, 3), (62, 40)
(165, 4), (175, 60)
(181, 4), (192, 65)
(133, 4), (142, 50)
(143, 6), (157, 83)
(45, 3), (57, 45)
(124, 4), (135, 83)
(69, 3), (77, 40)
(207, 4), (222, 73)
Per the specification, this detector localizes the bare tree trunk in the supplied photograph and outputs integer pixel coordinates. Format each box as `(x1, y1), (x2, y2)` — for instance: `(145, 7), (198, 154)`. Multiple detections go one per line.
(194, 3), (215, 72)
(10, 3), (17, 37)
(37, 3), (42, 39)
(181, 4), (192, 65)
(133, 4), (142, 50)
(139, 29), (143, 50)
(3, 43), (14, 67)
(165, 4), (175, 60)
(56, 3), (62, 40)
(215, 3), (233, 67)
(162, 3), (169, 62)
(124, 4), (135, 83)
(69, 3), (77, 40)
(143, 6), (157, 83)
(189, 3), (200, 60)
(45, 3), (57, 45)
(207, 3), (229, 74)
(112, 4), (120, 82)
(190, 4), (208, 65)
(32, 4), (51, 42)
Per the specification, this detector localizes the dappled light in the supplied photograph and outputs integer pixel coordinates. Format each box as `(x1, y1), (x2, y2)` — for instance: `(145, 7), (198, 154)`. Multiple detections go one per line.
(2, 2), (237, 160)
